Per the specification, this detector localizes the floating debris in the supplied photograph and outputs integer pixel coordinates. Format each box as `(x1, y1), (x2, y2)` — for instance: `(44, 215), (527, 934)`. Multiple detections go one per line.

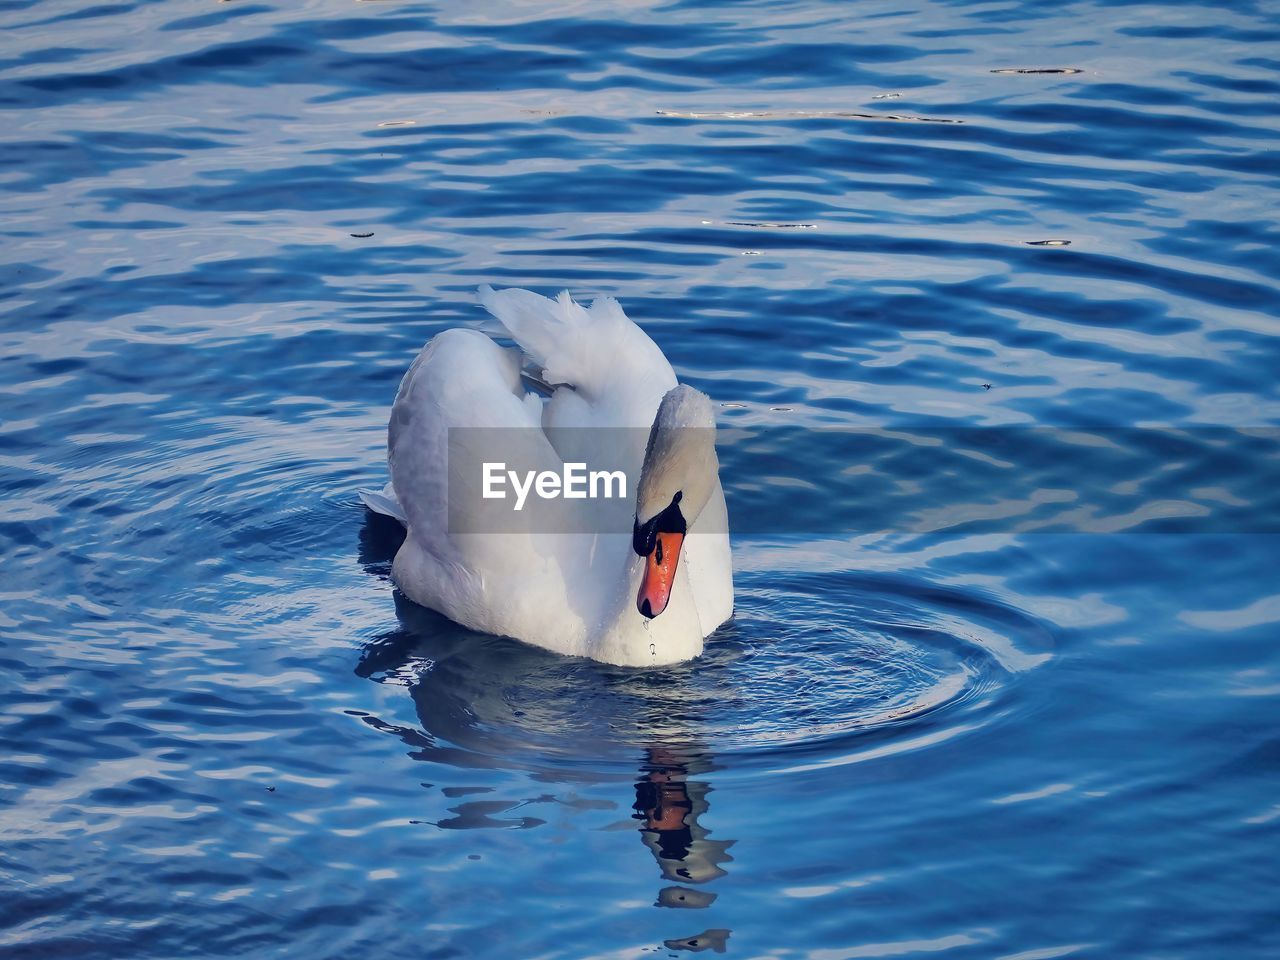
(741, 250), (763, 256)
(720, 402), (747, 409)
(376, 119), (417, 128)
(991, 68), (1083, 75)
(982, 384), (992, 390)
(351, 232), (375, 239)
(1026, 239), (1072, 246)
(657, 109), (960, 124)
(725, 221), (816, 229)
(770, 406), (794, 412)
(872, 93), (901, 100)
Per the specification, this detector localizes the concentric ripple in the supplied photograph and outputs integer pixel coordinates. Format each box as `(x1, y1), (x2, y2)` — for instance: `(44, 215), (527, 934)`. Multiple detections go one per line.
(353, 525), (1052, 776)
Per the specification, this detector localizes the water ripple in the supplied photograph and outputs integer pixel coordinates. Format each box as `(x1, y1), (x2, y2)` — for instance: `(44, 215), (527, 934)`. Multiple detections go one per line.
(3, 0), (1279, 957)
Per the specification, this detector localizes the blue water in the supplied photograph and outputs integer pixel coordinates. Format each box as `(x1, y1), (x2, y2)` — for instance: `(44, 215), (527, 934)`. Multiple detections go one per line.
(3, 1), (1279, 957)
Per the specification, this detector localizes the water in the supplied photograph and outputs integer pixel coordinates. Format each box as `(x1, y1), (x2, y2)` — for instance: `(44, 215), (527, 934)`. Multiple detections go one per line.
(2, 1), (1278, 957)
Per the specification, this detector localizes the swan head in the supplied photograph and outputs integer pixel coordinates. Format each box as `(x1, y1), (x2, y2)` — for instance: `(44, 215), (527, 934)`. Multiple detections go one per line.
(632, 384), (719, 620)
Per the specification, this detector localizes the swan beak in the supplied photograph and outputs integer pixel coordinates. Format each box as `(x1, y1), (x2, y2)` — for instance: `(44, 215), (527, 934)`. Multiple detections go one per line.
(637, 531), (684, 619)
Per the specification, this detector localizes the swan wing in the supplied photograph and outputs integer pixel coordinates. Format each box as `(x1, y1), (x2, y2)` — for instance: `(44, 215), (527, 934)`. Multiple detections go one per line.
(388, 327), (539, 548)
(478, 285), (677, 431)
(387, 328), (586, 649)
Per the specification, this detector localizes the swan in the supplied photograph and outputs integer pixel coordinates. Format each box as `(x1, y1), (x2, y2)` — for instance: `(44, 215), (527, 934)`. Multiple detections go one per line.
(361, 286), (734, 666)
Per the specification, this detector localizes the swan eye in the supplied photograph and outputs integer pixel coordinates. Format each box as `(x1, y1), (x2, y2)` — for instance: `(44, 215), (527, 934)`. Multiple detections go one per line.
(633, 516), (658, 557)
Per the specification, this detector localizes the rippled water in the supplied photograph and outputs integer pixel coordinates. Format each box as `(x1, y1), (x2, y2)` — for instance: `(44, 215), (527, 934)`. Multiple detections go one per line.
(3, 1), (1279, 957)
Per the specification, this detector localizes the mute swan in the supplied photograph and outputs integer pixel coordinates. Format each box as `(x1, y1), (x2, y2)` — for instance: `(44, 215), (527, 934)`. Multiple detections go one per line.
(362, 286), (734, 666)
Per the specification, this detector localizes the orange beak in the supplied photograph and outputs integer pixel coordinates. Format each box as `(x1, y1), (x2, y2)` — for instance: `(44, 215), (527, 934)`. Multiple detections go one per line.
(637, 531), (684, 619)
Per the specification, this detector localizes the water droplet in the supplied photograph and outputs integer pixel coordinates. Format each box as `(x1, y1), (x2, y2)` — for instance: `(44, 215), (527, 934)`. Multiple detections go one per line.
(650, 642), (656, 658)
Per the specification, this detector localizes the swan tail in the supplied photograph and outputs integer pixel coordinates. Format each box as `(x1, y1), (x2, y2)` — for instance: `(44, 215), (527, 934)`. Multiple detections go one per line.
(478, 285), (652, 402)
(359, 483), (407, 526)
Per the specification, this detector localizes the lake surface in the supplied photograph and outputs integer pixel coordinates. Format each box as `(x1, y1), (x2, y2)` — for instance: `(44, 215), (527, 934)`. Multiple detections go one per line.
(2, 1), (1279, 957)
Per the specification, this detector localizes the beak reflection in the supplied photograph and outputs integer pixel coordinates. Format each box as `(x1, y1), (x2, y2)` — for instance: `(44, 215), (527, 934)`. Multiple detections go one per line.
(634, 745), (734, 911)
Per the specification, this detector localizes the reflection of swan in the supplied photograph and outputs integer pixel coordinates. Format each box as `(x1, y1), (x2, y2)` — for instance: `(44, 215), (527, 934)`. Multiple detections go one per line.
(363, 287), (733, 666)
(634, 746), (734, 905)
(353, 582), (736, 948)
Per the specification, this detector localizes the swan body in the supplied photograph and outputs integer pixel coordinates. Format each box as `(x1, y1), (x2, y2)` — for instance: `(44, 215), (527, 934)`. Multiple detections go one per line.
(364, 287), (733, 666)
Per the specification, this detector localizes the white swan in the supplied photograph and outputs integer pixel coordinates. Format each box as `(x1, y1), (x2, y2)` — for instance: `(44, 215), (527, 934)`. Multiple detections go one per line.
(362, 286), (734, 666)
